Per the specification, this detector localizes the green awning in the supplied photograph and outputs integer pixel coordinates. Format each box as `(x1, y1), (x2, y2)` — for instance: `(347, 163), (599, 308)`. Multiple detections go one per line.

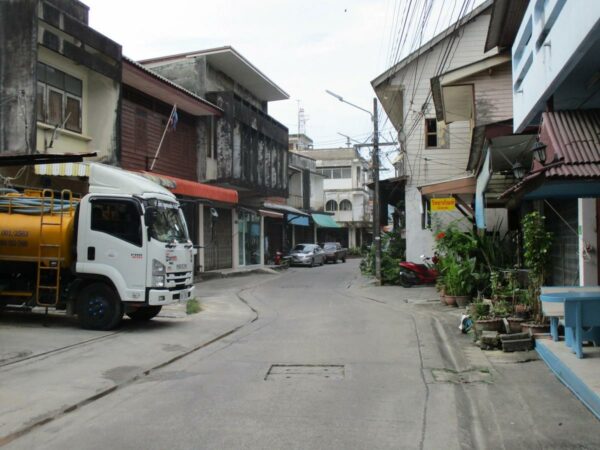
(312, 213), (341, 228)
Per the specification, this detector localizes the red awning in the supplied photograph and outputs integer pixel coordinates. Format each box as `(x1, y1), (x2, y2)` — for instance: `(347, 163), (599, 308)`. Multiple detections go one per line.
(140, 171), (238, 204)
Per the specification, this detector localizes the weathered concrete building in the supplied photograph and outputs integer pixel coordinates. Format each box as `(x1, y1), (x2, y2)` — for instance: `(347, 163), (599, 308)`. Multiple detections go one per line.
(140, 46), (289, 268)
(0, 0), (121, 162)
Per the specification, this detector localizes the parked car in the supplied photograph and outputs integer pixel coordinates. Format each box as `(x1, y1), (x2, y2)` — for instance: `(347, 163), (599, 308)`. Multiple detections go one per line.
(289, 244), (325, 267)
(322, 242), (347, 263)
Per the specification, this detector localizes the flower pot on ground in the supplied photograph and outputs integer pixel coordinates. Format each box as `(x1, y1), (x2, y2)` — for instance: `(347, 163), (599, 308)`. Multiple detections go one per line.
(507, 317), (525, 333)
(444, 295), (458, 307)
(455, 295), (472, 307)
(521, 322), (550, 336)
(475, 318), (504, 332)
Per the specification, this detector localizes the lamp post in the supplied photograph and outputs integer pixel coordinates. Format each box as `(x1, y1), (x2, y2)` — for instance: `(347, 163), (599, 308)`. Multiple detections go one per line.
(326, 90), (381, 285)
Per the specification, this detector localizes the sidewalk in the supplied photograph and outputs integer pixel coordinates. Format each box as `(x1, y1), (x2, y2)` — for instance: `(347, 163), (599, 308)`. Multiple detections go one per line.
(0, 273), (272, 445)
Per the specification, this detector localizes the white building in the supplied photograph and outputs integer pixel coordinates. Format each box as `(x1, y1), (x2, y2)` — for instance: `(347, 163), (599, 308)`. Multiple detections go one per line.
(295, 146), (372, 249)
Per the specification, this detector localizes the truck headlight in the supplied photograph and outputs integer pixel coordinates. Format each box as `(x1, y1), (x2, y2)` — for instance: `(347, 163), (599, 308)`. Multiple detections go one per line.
(153, 259), (166, 287)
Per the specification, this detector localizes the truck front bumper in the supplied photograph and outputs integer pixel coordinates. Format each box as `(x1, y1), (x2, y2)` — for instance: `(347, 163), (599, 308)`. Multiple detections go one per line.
(148, 285), (194, 305)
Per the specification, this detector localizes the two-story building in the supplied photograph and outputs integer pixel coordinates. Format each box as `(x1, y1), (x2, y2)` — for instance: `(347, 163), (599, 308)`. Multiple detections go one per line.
(0, 0), (121, 187)
(295, 146), (372, 249)
(500, 0), (600, 287)
(139, 46), (290, 269)
(371, 1), (496, 261)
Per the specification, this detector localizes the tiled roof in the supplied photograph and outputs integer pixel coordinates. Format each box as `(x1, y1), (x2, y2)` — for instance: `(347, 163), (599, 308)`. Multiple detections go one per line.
(541, 110), (600, 178)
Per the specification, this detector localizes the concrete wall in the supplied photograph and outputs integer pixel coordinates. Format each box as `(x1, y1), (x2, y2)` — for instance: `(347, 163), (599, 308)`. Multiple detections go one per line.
(512, 0), (600, 131)
(0, 0), (38, 153)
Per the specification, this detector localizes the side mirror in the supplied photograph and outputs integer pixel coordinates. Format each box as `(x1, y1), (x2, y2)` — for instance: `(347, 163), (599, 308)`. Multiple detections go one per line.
(145, 207), (158, 230)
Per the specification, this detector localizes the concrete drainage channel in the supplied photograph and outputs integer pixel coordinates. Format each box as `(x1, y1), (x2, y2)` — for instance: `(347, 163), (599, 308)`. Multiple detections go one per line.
(264, 364), (346, 381)
(427, 368), (493, 384)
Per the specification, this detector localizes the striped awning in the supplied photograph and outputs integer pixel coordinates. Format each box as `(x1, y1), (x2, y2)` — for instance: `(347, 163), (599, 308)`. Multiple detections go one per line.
(34, 162), (91, 177)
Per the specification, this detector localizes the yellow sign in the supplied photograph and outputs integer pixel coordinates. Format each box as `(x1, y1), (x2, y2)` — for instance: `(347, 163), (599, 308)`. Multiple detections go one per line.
(430, 197), (455, 212)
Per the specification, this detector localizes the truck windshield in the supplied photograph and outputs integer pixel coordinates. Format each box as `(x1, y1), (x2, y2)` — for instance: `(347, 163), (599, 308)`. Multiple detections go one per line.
(149, 205), (189, 243)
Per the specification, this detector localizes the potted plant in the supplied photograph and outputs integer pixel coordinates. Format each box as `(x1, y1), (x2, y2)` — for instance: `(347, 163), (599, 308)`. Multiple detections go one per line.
(472, 300), (504, 332)
(443, 257), (475, 307)
(520, 211), (553, 335)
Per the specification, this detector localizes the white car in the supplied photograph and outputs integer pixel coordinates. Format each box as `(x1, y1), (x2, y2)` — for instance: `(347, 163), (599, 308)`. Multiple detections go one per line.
(289, 244), (325, 267)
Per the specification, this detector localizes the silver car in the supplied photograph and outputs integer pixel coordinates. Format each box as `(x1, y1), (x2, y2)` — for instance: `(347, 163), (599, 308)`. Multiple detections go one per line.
(289, 244), (325, 267)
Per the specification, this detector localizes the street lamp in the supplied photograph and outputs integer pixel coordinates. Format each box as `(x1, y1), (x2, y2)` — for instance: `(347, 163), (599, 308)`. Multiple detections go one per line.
(326, 89), (382, 285)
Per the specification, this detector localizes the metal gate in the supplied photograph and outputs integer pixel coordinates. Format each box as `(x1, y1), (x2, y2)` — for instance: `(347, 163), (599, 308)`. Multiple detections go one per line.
(546, 199), (579, 286)
(203, 207), (232, 271)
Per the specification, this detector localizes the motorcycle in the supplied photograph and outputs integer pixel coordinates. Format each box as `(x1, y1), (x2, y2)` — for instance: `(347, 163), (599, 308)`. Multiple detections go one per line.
(398, 255), (438, 287)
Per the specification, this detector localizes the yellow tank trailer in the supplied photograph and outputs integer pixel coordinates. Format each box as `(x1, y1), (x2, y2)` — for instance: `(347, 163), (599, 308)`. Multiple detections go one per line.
(0, 191), (77, 268)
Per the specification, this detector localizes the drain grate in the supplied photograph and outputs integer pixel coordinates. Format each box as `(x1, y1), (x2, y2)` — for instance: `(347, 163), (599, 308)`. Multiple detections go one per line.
(265, 364), (345, 381)
(430, 368), (493, 384)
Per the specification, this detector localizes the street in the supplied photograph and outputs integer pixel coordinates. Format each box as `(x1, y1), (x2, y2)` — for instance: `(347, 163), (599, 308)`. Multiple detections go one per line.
(3, 260), (600, 449)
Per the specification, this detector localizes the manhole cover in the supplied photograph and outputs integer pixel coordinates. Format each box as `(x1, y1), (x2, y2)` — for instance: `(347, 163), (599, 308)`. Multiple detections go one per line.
(430, 368), (492, 384)
(265, 364), (345, 381)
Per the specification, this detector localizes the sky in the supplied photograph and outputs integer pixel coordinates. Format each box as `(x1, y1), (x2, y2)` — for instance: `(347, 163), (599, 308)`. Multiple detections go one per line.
(83, 0), (482, 157)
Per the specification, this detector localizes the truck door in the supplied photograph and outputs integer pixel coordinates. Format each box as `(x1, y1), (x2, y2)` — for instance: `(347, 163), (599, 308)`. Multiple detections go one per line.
(77, 197), (146, 302)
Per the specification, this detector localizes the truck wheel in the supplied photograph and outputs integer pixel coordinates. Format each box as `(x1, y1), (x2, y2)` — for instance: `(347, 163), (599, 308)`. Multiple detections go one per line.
(127, 306), (162, 321)
(77, 283), (123, 330)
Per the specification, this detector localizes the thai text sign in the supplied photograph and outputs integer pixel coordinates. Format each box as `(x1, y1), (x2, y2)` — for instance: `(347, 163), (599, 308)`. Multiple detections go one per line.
(430, 197), (455, 212)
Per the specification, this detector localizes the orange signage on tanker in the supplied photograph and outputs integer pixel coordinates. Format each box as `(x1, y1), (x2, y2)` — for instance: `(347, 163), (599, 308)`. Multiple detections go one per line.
(430, 197), (455, 211)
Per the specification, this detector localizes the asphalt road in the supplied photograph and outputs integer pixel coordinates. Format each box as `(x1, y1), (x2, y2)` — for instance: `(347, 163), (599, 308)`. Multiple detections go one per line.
(6, 260), (600, 449)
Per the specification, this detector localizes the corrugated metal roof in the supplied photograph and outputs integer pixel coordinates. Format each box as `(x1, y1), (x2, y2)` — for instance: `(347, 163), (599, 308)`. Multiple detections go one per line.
(541, 110), (600, 178)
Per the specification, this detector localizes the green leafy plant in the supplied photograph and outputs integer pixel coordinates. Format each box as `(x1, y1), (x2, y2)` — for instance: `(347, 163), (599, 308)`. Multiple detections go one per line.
(522, 211), (553, 322)
(443, 257), (477, 297)
(186, 298), (202, 315)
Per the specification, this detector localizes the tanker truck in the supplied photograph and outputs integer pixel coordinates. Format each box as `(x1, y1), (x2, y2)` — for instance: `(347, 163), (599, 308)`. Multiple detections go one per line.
(0, 163), (195, 330)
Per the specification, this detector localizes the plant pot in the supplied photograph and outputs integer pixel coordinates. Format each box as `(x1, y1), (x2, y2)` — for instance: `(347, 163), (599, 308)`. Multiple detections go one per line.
(513, 304), (530, 319)
(444, 295), (458, 307)
(455, 295), (472, 307)
(440, 294), (447, 305)
(521, 322), (550, 336)
(507, 317), (525, 334)
(475, 318), (504, 332)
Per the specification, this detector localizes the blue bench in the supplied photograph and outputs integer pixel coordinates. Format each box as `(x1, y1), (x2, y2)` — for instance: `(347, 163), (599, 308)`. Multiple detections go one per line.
(541, 289), (600, 358)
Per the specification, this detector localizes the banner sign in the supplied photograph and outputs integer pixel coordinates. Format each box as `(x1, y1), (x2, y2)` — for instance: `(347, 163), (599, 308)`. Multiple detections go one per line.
(430, 197), (455, 212)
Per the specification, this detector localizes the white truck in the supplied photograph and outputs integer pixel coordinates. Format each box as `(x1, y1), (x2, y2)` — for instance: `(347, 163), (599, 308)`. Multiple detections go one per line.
(0, 163), (195, 330)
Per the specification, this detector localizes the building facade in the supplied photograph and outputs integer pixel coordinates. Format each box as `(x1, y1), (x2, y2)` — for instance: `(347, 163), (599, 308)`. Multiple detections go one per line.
(295, 146), (372, 249)
(0, 0), (121, 162)
(139, 46), (290, 269)
(372, 1), (496, 261)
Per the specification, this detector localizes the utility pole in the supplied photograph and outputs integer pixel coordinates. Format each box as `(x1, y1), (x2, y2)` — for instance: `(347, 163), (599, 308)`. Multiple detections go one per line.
(325, 90), (382, 284)
(372, 98), (381, 285)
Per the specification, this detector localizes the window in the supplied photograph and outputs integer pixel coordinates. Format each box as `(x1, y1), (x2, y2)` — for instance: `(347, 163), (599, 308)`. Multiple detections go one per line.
(317, 167), (352, 179)
(325, 200), (338, 211)
(37, 62), (82, 133)
(91, 199), (142, 247)
(339, 200), (352, 211)
(425, 118), (438, 148)
(424, 118), (449, 149)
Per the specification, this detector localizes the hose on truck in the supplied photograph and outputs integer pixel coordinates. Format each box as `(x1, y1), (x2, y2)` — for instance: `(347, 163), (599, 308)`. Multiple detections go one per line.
(0, 197), (75, 215)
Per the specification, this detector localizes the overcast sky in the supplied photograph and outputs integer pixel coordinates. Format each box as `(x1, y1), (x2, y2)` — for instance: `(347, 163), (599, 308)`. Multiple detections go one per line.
(83, 0), (481, 156)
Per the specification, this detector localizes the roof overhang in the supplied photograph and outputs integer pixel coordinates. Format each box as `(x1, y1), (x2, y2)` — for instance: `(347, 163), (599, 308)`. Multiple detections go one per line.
(418, 175), (476, 197)
(262, 201), (309, 217)
(312, 213), (341, 228)
(123, 58), (222, 116)
(139, 171), (238, 204)
(431, 54), (511, 123)
(0, 152), (97, 167)
(371, 0), (494, 89)
(484, 0), (529, 52)
(140, 46), (289, 103)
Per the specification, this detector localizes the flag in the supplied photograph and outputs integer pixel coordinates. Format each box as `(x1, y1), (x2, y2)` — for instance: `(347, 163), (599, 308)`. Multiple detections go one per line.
(169, 105), (178, 131)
